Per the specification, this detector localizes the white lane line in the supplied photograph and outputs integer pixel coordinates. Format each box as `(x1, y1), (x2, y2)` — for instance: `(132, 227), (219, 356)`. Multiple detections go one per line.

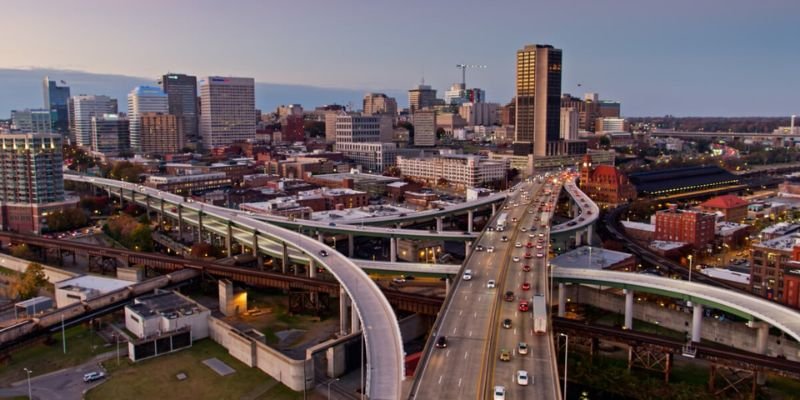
(478, 296), (482, 302)
(459, 310), (463, 316)
(515, 311), (518, 318)
(465, 295), (468, 301)
(458, 378), (463, 387)
(452, 327), (457, 335)
(469, 330), (473, 337)
(464, 351), (469, 360)
(473, 312), (477, 319)
(446, 350), (450, 358)
(514, 328), (517, 335)
(438, 375), (443, 384)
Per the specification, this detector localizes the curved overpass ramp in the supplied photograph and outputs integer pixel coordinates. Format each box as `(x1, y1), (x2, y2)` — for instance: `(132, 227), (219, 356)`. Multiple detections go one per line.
(553, 268), (800, 342)
(65, 174), (403, 399)
(550, 177), (599, 234)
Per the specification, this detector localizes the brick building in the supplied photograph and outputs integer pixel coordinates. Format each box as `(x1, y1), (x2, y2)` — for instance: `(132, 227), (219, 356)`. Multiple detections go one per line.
(578, 154), (637, 206)
(699, 194), (749, 223)
(654, 206), (716, 249)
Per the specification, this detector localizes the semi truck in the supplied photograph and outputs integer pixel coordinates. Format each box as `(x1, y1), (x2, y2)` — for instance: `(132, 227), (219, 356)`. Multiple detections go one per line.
(533, 295), (547, 334)
(495, 212), (508, 232)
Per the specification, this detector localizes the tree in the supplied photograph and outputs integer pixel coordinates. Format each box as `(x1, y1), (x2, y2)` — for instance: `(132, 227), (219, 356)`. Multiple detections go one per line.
(10, 244), (35, 260)
(45, 208), (89, 232)
(15, 263), (47, 300)
(599, 135), (611, 149)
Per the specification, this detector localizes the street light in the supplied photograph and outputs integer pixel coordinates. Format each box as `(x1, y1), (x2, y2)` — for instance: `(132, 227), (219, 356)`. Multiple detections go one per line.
(23, 368), (32, 399)
(687, 254), (693, 283)
(560, 333), (569, 400)
(327, 378), (340, 400)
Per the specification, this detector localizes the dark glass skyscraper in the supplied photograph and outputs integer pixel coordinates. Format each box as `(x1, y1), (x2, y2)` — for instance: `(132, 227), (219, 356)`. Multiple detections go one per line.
(513, 44), (562, 157)
(42, 77), (71, 134)
(159, 73), (198, 149)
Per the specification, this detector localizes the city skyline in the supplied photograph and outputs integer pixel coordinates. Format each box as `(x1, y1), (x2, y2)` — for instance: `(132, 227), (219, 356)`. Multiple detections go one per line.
(1, 0), (799, 117)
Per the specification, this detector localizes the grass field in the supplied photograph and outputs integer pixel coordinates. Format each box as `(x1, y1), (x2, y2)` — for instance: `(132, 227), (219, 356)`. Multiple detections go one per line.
(87, 339), (301, 400)
(0, 325), (106, 385)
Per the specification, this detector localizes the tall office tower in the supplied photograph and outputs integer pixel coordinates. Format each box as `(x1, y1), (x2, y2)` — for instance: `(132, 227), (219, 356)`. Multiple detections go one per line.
(560, 107), (579, 140)
(363, 93), (398, 117)
(0, 133), (75, 234)
(91, 114), (130, 156)
(127, 86), (168, 152)
(444, 83), (467, 105)
(11, 109), (53, 133)
(413, 109), (437, 147)
(42, 77), (70, 134)
(159, 73), (198, 147)
(199, 76), (256, 149)
(513, 44), (562, 156)
(69, 95), (118, 148)
(408, 84), (437, 113)
(598, 100), (621, 118)
(334, 114), (393, 143)
(139, 113), (183, 155)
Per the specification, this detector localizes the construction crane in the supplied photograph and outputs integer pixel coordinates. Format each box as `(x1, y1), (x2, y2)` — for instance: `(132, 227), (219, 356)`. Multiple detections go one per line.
(455, 64), (487, 87)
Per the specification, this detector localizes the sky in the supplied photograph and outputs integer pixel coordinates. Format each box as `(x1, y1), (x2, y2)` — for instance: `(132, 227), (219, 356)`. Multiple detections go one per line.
(1, 0), (799, 116)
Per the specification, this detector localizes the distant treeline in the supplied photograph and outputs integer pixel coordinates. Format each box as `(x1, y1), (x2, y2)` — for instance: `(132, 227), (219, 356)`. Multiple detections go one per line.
(628, 116), (793, 133)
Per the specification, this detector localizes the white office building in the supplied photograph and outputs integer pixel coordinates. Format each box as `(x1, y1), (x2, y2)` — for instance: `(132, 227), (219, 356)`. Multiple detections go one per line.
(199, 76), (256, 149)
(334, 142), (397, 173)
(91, 114), (129, 156)
(10, 109), (52, 133)
(127, 86), (168, 152)
(560, 107), (579, 140)
(69, 95), (117, 148)
(397, 154), (509, 190)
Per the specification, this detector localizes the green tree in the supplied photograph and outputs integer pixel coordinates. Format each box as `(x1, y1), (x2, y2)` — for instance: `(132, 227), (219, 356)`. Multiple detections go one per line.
(15, 263), (47, 300)
(10, 244), (35, 260)
(45, 208), (89, 232)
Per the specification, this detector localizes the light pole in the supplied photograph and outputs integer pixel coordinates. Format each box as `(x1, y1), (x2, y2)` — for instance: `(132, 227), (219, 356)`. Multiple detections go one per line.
(23, 368), (32, 400)
(687, 254), (693, 283)
(327, 378), (340, 400)
(560, 333), (569, 400)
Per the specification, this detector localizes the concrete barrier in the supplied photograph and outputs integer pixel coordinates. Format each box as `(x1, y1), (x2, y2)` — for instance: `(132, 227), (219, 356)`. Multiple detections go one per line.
(564, 284), (800, 362)
(0, 254), (77, 283)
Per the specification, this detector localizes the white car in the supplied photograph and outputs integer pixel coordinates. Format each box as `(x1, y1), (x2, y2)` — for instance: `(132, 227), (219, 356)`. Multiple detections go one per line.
(516, 370), (529, 386)
(515, 242), (522, 248)
(518, 342), (529, 355)
(83, 371), (105, 383)
(494, 386), (506, 400)
(487, 279), (496, 288)
(463, 270), (473, 281)
(520, 227), (527, 232)
(512, 256), (520, 262)
(487, 246), (495, 253)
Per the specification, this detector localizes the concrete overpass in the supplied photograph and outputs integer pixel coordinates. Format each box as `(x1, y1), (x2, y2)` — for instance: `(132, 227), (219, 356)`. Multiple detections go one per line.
(550, 177), (599, 238)
(64, 174), (403, 399)
(650, 129), (800, 141)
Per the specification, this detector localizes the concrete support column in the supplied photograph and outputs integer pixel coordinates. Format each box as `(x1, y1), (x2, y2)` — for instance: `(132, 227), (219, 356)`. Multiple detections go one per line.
(558, 283), (566, 317)
(748, 321), (770, 385)
(119, 188), (124, 206)
(445, 277), (451, 295)
(282, 242), (289, 274)
(145, 195), (151, 218)
(158, 198), (165, 226)
(390, 237), (397, 263)
(350, 307), (360, 333)
(467, 210), (474, 233)
(225, 223), (233, 256)
(624, 289), (634, 330)
(436, 216), (443, 233)
(309, 260), (317, 279)
(317, 232), (324, 243)
(587, 227), (594, 246)
(251, 231), (259, 255)
(691, 303), (703, 343)
(339, 287), (348, 336)
(575, 232), (583, 247)
(465, 241), (472, 258)
(491, 203), (497, 215)
(177, 205), (184, 236)
(198, 211), (204, 242)
(348, 234), (354, 257)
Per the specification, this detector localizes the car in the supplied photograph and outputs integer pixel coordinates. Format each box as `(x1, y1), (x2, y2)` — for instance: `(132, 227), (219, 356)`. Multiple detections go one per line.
(499, 350), (511, 362)
(487, 246), (495, 253)
(515, 242), (522, 248)
(518, 342), (529, 355)
(524, 253), (532, 259)
(83, 371), (105, 383)
(435, 336), (447, 348)
(522, 264), (531, 272)
(511, 217), (518, 223)
(526, 242), (533, 248)
(536, 244), (544, 250)
(328, 222), (336, 226)
(538, 233), (545, 238)
(502, 318), (512, 329)
(463, 270), (473, 280)
(392, 278), (406, 284)
(567, 221), (577, 226)
(518, 300), (529, 312)
(520, 227), (527, 232)
(504, 291), (515, 302)
(512, 256), (520, 262)
(521, 282), (531, 291)
(528, 233), (536, 238)
(318, 250), (329, 257)
(487, 226), (495, 232)
(536, 253), (544, 258)
(475, 244), (485, 251)
(487, 279), (496, 288)
(494, 386), (506, 400)
(517, 370), (530, 386)
(500, 236), (508, 242)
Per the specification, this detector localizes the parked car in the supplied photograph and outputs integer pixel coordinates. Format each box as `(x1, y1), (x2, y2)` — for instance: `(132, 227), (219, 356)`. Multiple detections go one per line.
(83, 372), (105, 383)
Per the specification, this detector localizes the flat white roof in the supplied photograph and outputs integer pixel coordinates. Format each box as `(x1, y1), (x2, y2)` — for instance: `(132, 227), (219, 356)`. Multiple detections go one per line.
(551, 246), (634, 270)
(700, 267), (750, 284)
(55, 274), (131, 293)
(621, 220), (655, 232)
(649, 240), (686, 251)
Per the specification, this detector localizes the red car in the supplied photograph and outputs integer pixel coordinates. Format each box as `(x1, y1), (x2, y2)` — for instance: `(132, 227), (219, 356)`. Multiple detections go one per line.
(522, 264), (531, 272)
(518, 300), (529, 312)
(524, 253), (532, 259)
(521, 282), (531, 291)
(526, 242), (534, 248)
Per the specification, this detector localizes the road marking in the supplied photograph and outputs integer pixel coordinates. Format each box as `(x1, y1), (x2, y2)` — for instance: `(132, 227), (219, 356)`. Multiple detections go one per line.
(514, 328), (517, 335)
(464, 351), (469, 360)
(459, 378), (463, 387)
(439, 375), (443, 384)
(459, 310), (463, 316)
(469, 330), (473, 337)
(446, 350), (450, 358)
(465, 295), (468, 301)
(452, 327), (457, 334)
(473, 312), (477, 319)
(478, 296), (482, 302)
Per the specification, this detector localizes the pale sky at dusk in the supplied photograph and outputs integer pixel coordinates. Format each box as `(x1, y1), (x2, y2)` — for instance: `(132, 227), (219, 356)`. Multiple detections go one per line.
(1, 0), (799, 116)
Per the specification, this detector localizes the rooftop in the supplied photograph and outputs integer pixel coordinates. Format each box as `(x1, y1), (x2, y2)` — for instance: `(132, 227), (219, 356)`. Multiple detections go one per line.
(127, 291), (202, 320)
(760, 222), (800, 236)
(55, 275), (131, 295)
(628, 166), (740, 195)
(649, 240), (687, 251)
(699, 268), (750, 285)
(755, 233), (800, 251)
(312, 172), (400, 184)
(716, 221), (749, 236)
(700, 194), (749, 210)
(621, 220), (655, 232)
(550, 246), (634, 270)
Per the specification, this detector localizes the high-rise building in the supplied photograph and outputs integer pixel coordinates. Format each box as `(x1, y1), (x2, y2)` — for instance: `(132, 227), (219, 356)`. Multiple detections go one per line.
(281, 115), (306, 143)
(159, 73), (198, 148)
(199, 76), (256, 149)
(11, 109), (53, 133)
(363, 93), (398, 117)
(458, 102), (499, 126)
(334, 114), (393, 143)
(140, 113), (183, 155)
(127, 86), (168, 152)
(514, 44), (562, 156)
(445, 83), (467, 105)
(91, 114), (130, 156)
(0, 133), (77, 234)
(560, 107), (578, 140)
(408, 84), (437, 113)
(598, 100), (621, 118)
(42, 77), (70, 134)
(68, 95), (118, 148)
(413, 110), (437, 147)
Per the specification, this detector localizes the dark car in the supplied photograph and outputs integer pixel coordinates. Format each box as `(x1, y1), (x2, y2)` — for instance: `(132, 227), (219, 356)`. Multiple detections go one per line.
(435, 336), (448, 348)
(502, 319), (512, 329)
(319, 250), (329, 257)
(504, 291), (515, 302)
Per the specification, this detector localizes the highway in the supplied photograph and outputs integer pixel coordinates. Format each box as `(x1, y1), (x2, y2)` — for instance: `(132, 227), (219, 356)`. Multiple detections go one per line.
(550, 177), (600, 234)
(64, 174), (404, 400)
